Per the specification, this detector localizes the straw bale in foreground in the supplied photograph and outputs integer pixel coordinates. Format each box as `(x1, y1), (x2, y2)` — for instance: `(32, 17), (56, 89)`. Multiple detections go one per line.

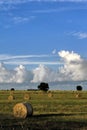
(13, 103), (33, 118)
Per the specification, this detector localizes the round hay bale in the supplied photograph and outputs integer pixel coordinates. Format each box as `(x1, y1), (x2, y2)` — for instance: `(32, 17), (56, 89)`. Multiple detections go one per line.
(24, 94), (31, 100)
(48, 93), (53, 98)
(13, 103), (33, 119)
(8, 95), (15, 101)
(75, 93), (81, 98)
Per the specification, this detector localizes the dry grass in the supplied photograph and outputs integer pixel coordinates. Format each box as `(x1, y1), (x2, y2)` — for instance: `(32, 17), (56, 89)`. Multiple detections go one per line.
(0, 90), (87, 129)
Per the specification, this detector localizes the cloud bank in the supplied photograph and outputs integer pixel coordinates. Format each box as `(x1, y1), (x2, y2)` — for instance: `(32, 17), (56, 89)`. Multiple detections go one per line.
(0, 63), (33, 83)
(0, 50), (87, 84)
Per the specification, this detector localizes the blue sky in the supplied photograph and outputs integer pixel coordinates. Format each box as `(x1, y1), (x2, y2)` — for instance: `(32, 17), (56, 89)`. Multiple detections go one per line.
(0, 0), (87, 87)
(0, 0), (87, 55)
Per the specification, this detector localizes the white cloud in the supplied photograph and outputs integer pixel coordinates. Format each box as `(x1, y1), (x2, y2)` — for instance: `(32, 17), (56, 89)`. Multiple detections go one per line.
(13, 17), (29, 24)
(0, 54), (51, 60)
(0, 51), (87, 84)
(4, 61), (60, 65)
(0, 63), (33, 83)
(32, 9), (66, 14)
(58, 50), (87, 81)
(0, 0), (87, 14)
(31, 64), (58, 83)
(69, 32), (87, 39)
(31, 50), (87, 83)
(13, 65), (33, 83)
(0, 54), (61, 65)
(0, 0), (87, 5)
(13, 16), (35, 24)
(0, 0), (31, 4)
(58, 50), (81, 62)
(0, 63), (15, 83)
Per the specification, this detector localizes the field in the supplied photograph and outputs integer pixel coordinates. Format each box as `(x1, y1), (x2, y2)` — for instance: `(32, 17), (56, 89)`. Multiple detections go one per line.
(0, 90), (87, 129)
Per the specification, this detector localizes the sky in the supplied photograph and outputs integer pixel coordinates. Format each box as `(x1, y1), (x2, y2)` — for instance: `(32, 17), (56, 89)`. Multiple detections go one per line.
(0, 0), (87, 89)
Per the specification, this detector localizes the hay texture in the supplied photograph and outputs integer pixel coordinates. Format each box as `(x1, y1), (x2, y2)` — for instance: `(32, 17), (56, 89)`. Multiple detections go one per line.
(13, 103), (33, 119)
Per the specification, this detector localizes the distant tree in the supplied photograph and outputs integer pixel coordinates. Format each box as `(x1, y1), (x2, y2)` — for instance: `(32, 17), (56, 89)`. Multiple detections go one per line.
(38, 82), (49, 92)
(76, 85), (82, 91)
(10, 88), (15, 91)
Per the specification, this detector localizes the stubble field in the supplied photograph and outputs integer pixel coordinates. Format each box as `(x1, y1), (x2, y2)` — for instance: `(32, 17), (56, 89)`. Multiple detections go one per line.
(0, 90), (87, 130)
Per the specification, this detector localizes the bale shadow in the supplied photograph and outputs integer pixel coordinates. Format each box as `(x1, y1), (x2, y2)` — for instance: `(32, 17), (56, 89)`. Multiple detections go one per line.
(0, 113), (87, 130)
(0, 113), (76, 119)
(32, 113), (75, 118)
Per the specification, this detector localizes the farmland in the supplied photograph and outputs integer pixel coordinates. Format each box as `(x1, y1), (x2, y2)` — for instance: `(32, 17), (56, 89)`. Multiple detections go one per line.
(0, 90), (87, 129)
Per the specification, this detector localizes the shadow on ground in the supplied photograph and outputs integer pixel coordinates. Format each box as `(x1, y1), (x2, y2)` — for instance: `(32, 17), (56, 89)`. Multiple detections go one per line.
(0, 113), (87, 130)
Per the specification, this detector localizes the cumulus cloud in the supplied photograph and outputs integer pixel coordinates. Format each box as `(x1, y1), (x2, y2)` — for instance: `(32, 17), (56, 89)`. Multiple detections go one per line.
(58, 50), (81, 62)
(0, 50), (87, 84)
(58, 50), (87, 81)
(0, 63), (33, 83)
(31, 64), (58, 83)
(31, 50), (87, 83)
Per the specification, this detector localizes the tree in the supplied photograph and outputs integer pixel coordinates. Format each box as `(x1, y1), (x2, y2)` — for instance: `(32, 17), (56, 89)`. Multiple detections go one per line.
(76, 85), (82, 91)
(38, 82), (49, 92)
(10, 88), (15, 91)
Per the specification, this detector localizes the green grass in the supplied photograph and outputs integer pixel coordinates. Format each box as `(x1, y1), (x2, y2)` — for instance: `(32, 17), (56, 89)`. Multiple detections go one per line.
(0, 90), (87, 129)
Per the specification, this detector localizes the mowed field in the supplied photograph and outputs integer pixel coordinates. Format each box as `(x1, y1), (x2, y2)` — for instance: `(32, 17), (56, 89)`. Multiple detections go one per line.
(0, 90), (87, 130)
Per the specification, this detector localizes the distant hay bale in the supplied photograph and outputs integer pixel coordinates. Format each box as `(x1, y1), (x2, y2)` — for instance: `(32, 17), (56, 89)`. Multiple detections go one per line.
(48, 93), (53, 98)
(13, 103), (33, 119)
(75, 93), (81, 98)
(24, 93), (31, 100)
(8, 95), (15, 101)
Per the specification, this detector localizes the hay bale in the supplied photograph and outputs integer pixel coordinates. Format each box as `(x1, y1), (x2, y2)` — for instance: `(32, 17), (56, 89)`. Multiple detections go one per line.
(48, 93), (53, 98)
(75, 93), (81, 98)
(8, 95), (15, 101)
(13, 103), (33, 118)
(24, 93), (31, 100)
